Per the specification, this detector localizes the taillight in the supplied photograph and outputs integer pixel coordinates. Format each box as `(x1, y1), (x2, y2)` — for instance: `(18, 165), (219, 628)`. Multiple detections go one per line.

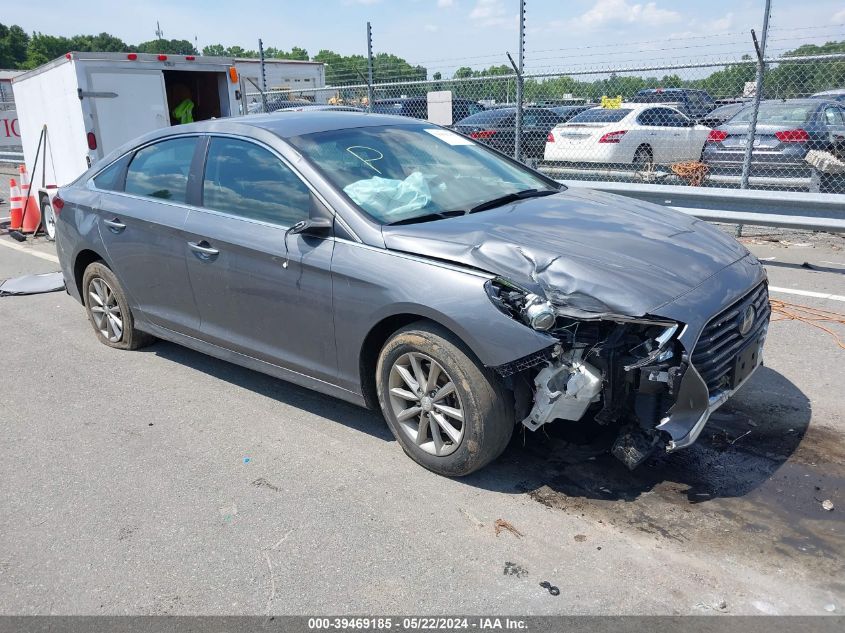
(86, 132), (97, 150)
(127, 53), (138, 60)
(546, 132), (555, 143)
(157, 54), (168, 61)
(52, 195), (64, 214)
(775, 128), (810, 143)
(707, 129), (728, 143)
(185, 55), (196, 61)
(469, 130), (496, 139)
(598, 130), (627, 143)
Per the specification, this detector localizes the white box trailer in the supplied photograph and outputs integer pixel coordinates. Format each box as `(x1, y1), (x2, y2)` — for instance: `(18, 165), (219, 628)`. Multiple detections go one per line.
(12, 51), (243, 213)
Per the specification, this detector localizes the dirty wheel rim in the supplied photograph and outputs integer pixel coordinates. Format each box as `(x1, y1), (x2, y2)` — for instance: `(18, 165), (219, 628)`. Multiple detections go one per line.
(388, 352), (465, 457)
(88, 277), (123, 342)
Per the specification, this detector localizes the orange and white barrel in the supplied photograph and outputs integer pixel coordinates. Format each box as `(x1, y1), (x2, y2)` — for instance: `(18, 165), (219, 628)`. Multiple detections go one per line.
(8, 178), (23, 230)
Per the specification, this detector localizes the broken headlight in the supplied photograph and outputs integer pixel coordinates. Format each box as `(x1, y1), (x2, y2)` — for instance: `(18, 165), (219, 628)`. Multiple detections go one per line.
(485, 278), (556, 332)
(623, 322), (679, 371)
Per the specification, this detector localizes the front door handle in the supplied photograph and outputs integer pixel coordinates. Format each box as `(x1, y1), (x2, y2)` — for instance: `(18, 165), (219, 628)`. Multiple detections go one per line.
(103, 218), (126, 232)
(188, 240), (220, 259)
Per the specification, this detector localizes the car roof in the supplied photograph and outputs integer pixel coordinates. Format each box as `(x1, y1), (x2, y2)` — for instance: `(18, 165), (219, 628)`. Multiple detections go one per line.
(813, 89), (845, 96)
(635, 88), (702, 94)
(181, 111), (428, 139)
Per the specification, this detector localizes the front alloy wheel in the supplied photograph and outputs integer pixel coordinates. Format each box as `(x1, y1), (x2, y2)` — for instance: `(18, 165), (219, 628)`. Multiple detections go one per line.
(388, 352), (465, 457)
(376, 322), (514, 476)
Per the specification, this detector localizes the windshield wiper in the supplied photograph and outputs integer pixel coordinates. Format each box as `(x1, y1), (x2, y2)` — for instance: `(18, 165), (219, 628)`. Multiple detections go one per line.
(385, 209), (466, 226)
(468, 188), (558, 214)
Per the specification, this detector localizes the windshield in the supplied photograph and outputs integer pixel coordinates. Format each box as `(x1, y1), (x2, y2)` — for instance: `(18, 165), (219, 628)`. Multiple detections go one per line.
(730, 103), (816, 125)
(287, 124), (558, 224)
(567, 108), (632, 123)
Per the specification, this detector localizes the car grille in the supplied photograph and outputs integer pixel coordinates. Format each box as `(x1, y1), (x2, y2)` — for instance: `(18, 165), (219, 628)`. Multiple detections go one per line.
(691, 282), (770, 395)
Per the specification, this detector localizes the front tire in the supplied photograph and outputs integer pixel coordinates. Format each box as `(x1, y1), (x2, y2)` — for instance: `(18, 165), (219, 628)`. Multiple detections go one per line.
(376, 322), (513, 476)
(82, 262), (154, 350)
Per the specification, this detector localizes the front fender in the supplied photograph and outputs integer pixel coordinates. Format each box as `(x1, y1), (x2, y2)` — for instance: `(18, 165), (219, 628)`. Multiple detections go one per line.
(331, 240), (556, 394)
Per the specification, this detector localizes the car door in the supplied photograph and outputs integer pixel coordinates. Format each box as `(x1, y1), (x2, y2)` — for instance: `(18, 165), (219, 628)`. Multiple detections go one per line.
(183, 135), (337, 382)
(654, 108), (696, 162)
(95, 135), (203, 335)
(633, 108), (663, 160)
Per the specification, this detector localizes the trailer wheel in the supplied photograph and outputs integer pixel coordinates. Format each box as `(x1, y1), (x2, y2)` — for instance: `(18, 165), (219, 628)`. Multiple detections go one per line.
(41, 197), (57, 241)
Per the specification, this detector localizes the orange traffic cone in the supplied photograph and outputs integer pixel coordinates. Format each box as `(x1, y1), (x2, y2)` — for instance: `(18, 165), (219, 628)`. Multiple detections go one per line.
(8, 178), (23, 230)
(18, 164), (41, 234)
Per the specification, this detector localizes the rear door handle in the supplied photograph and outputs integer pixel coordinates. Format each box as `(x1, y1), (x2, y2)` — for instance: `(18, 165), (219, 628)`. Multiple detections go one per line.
(103, 218), (126, 232)
(188, 240), (219, 258)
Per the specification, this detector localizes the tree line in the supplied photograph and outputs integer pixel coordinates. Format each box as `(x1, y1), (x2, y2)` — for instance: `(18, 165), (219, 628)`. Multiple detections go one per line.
(1, 23), (841, 102)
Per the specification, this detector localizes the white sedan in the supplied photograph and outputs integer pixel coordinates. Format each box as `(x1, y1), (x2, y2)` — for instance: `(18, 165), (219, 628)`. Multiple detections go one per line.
(544, 103), (711, 166)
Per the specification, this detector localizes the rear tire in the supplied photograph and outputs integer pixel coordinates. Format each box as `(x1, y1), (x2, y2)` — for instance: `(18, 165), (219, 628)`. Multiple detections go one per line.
(41, 197), (56, 241)
(633, 145), (654, 170)
(376, 322), (513, 477)
(82, 262), (154, 350)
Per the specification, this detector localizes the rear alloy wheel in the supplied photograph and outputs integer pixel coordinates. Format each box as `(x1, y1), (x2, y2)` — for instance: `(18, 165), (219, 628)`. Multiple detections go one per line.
(376, 323), (514, 476)
(41, 197), (56, 241)
(82, 262), (154, 350)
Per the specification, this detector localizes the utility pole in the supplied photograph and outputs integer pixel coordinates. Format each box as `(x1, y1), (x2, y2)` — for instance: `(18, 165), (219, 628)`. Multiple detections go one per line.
(739, 0), (772, 190)
(258, 38), (268, 112)
(366, 22), (374, 112)
(514, 0), (526, 162)
(155, 21), (164, 45)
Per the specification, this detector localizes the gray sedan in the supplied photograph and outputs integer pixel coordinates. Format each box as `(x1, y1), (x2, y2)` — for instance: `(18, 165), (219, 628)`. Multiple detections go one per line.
(54, 112), (769, 475)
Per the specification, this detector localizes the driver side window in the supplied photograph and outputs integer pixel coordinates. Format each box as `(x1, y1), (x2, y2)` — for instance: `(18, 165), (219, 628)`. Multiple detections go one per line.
(201, 137), (311, 227)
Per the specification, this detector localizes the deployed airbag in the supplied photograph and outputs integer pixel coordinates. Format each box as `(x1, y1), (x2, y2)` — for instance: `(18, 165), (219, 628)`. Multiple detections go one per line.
(344, 172), (431, 219)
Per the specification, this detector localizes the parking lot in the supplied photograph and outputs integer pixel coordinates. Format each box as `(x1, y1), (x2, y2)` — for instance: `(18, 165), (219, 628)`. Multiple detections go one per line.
(0, 170), (843, 616)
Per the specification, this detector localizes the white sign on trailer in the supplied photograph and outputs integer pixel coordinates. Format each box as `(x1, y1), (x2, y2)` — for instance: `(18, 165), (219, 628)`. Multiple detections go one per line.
(0, 110), (20, 147)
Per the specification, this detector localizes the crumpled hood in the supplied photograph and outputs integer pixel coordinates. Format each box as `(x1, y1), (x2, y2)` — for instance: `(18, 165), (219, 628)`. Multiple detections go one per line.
(381, 187), (754, 317)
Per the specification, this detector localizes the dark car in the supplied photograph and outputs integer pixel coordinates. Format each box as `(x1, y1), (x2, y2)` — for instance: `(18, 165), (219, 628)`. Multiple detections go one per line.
(371, 97), (483, 123)
(702, 99), (845, 178)
(453, 107), (563, 158)
(247, 98), (314, 114)
(632, 88), (716, 120)
(549, 104), (597, 122)
(811, 90), (845, 103)
(54, 111), (768, 476)
(699, 102), (749, 129)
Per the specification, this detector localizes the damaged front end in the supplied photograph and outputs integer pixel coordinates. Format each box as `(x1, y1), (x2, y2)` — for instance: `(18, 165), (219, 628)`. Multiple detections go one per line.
(487, 277), (768, 469)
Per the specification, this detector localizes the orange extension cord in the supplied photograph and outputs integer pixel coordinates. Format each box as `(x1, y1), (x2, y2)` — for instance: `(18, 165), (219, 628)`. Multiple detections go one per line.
(770, 298), (845, 350)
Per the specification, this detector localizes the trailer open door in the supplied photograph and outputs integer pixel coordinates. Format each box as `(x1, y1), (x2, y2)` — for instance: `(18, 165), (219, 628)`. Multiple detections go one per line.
(84, 69), (169, 158)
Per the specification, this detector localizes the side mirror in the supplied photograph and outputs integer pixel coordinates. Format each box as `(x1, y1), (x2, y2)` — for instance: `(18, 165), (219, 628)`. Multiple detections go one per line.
(289, 216), (332, 236)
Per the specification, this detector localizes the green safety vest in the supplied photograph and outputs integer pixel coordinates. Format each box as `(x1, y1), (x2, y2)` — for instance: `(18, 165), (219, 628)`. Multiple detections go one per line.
(173, 99), (195, 124)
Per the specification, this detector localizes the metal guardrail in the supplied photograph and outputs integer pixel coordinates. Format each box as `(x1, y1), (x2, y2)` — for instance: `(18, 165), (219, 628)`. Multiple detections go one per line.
(0, 150), (23, 165)
(561, 180), (845, 233)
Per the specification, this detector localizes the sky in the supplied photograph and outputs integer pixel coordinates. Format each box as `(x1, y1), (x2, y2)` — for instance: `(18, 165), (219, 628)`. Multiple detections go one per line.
(15, 0), (845, 76)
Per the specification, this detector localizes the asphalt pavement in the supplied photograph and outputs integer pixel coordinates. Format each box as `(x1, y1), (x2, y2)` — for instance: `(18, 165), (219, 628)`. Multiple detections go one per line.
(0, 190), (843, 615)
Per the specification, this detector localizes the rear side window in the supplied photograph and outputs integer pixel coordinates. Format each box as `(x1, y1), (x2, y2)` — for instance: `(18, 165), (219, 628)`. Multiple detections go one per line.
(823, 107), (845, 126)
(569, 108), (632, 123)
(92, 154), (131, 192)
(125, 137), (198, 203)
(202, 137), (311, 227)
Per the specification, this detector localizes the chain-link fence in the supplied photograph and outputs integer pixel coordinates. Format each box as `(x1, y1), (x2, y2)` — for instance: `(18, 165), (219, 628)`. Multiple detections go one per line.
(246, 50), (845, 195)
